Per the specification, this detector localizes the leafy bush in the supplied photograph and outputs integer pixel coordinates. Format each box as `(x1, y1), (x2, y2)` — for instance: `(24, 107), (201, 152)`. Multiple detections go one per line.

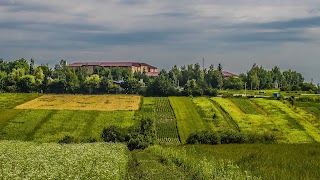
(101, 117), (156, 151)
(186, 130), (276, 145)
(58, 135), (75, 144)
(186, 131), (220, 144)
(101, 126), (127, 143)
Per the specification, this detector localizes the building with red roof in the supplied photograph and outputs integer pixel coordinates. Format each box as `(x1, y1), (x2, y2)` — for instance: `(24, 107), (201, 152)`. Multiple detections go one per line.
(69, 62), (159, 76)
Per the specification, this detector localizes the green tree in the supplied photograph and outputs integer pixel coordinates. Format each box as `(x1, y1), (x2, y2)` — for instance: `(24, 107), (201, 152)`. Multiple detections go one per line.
(121, 77), (140, 94)
(183, 79), (203, 96)
(18, 75), (36, 92)
(84, 74), (101, 94)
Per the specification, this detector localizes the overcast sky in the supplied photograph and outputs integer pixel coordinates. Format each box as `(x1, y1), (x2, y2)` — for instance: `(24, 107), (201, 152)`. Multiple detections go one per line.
(1, 0), (320, 83)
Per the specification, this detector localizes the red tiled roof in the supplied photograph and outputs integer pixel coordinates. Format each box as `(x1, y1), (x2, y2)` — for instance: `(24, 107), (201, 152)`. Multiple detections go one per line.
(222, 71), (239, 78)
(146, 72), (159, 77)
(69, 62), (157, 69)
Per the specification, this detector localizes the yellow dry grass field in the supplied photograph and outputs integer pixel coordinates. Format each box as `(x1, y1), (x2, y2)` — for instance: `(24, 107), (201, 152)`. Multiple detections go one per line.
(15, 94), (141, 111)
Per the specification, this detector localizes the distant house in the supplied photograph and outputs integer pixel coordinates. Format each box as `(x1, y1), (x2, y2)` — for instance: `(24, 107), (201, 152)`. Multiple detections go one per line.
(69, 62), (159, 76)
(222, 71), (239, 78)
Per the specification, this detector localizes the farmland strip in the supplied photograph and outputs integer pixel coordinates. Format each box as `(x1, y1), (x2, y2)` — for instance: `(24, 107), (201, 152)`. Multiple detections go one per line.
(209, 98), (240, 131)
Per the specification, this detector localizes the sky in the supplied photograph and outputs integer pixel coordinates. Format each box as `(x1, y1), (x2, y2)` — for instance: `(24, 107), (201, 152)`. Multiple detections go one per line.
(1, 0), (320, 83)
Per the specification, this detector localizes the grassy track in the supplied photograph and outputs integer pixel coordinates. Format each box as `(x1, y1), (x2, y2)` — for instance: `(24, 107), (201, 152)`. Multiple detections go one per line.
(0, 93), (40, 109)
(0, 141), (129, 179)
(169, 97), (207, 144)
(192, 97), (236, 132)
(167, 144), (320, 180)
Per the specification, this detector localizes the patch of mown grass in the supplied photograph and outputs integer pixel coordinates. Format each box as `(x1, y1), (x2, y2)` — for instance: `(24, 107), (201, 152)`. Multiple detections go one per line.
(33, 110), (137, 142)
(170, 143), (320, 180)
(0, 110), (54, 141)
(0, 93), (40, 109)
(0, 109), (23, 129)
(0, 109), (137, 142)
(169, 97), (207, 144)
(230, 98), (262, 115)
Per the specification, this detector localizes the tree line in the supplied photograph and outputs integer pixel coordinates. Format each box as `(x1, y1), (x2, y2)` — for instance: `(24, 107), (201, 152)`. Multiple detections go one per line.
(0, 58), (318, 96)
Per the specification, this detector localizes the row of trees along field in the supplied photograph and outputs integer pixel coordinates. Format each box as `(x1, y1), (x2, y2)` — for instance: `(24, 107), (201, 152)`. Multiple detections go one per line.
(0, 58), (318, 96)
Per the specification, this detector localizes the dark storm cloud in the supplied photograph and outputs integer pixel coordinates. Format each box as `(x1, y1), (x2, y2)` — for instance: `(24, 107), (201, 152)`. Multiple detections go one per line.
(246, 16), (320, 30)
(222, 30), (312, 43)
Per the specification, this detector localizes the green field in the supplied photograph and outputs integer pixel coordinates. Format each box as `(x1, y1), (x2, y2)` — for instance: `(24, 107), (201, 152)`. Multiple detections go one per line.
(1, 93), (320, 179)
(0, 141), (129, 179)
(0, 110), (136, 142)
(0, 93), (40, 109)
(137, 97), (180, 145)
(169, 97), (207, 144)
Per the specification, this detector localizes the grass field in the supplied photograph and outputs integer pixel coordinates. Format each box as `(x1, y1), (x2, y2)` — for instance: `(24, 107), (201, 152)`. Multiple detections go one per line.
(296, 102), (320, 118)
(0, 93), (40, 109)
(0, 110), (137, 142)
(211, 97), (275, 133)
(169, 97), (208, 144)
(0, 141), (129, 179)
(163, 144), (320, 180)
(15, 94), (141, 111)
(230, 98), (263, 115)
(251, 99), (319, 143)
(192, 97), (236, 132)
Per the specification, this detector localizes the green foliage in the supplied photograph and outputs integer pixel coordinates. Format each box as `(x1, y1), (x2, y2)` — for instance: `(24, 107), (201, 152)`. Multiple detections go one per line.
(58, 135), (75, 144)
(101, 118), (156, 151)
(186, 130), (276, 145)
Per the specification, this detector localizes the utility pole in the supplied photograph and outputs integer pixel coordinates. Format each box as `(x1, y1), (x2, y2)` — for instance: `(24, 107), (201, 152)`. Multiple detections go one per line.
(245, 82), (247, 97)
(202, 57), (205, 70)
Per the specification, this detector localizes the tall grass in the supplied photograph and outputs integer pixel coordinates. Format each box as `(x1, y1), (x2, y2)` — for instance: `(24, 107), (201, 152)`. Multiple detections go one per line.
(147, 145), (259, 179)
(171, 144), (320, 180)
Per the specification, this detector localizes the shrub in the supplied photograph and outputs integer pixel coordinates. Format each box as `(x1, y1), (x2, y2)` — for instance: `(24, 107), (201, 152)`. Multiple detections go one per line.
(101, 125), (126, 143)
(101, 118), (156, 151)
(186, 130), (276, 145)
(58, 135), (74, 144)
(186, 131), (220, 144)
